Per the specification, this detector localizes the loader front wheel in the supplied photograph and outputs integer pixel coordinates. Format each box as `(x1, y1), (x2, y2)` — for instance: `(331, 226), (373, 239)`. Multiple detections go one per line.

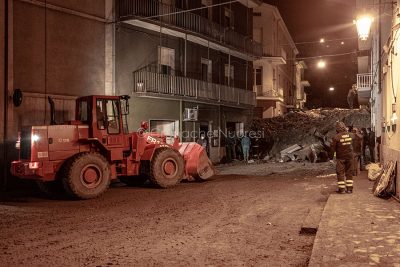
(149, 148), (184, 188)
(63, 153), (111, 199)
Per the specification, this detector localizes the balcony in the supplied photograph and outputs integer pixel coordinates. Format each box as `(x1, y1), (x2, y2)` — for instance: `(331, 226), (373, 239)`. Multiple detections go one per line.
(118, 0), (262, 57)
(260, 44), (287, 65)
(357, 73), (372, 105)
(254, 85), (284, 102)
(133, 70), (256, 107)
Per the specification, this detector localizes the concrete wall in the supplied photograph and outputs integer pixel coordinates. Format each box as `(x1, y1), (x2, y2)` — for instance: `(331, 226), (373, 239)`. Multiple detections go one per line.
(379, 4), (400, 198)
(13, 0), (106, 97)
(130, 97), (180, 131)
(1, 0), (109, 190)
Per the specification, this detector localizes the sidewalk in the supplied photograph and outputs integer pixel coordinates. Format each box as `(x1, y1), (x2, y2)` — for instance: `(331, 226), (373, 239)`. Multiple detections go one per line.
(309, 171), (400, 266)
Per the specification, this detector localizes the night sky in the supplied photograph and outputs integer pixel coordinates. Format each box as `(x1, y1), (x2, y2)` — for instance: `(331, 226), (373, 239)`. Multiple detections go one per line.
(264, 0), (359, 108)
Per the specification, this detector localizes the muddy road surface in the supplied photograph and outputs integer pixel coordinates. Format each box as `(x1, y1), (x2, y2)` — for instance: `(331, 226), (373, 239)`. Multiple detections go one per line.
(0, 162), (336, 266)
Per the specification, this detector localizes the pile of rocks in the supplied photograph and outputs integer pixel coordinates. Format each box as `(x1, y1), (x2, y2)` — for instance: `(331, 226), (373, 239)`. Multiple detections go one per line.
(250, 108), (371, 162)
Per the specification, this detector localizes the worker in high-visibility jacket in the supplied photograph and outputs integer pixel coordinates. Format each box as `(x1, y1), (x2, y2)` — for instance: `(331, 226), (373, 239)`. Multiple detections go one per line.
(330, 121), (354, 194)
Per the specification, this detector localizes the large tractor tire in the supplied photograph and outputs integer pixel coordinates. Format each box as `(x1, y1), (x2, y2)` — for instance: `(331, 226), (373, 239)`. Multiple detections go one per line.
(62, 153), (111, 199)
(36, 180), (65, 199)
(149, 148), (184, 188)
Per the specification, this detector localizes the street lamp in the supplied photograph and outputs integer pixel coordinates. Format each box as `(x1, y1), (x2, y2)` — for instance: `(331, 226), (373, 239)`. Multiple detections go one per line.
(320, 38), (325, 43)
(317, 60), (326, 68)
(329, 87), (335, 91)
(354, 14), (374, 40)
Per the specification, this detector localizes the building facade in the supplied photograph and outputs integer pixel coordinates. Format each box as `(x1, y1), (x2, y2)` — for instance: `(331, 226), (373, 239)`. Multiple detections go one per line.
(1, 0), (113, 189)
(116, 0), (261, 162)
(356, 0), (400, 198)
(252, 3), (303, 118)
(295, 61), (309, 110)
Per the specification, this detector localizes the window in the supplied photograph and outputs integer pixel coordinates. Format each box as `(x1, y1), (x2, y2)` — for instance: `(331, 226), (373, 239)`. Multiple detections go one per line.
(235, 122), (244, 137)
(255, 68), (262, 86)
(224, 8), (234, 29)
(77, 100), (88, 123)
(158, 46), (175, 75)
(201, 58), (212, 82)
(225, 64), (234, 86)
(96, 99), (120, 134)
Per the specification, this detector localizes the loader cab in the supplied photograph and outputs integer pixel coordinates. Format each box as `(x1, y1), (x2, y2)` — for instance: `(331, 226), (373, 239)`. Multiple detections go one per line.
(76, 95), (130, 144)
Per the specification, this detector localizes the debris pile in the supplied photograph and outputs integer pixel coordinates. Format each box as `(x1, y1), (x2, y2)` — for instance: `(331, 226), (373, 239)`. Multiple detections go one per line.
(372, 161), (396, 198)
(250, 108), (371, 162)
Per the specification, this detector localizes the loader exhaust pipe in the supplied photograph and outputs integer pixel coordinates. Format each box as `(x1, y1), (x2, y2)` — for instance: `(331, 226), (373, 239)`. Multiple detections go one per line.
(48, 96), (56, 125)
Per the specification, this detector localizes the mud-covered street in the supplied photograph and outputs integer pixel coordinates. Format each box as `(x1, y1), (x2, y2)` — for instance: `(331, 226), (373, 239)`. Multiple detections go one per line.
(0, 162), (336, 266)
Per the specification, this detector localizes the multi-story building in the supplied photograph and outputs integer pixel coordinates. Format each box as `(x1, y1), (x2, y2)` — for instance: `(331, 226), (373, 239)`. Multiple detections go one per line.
(295, 61), (309, 110)
(356, 0), (400, 198)
(252, 3), (301, 118)
(1, 0), (113, 189)
(116, 0), (262, 162)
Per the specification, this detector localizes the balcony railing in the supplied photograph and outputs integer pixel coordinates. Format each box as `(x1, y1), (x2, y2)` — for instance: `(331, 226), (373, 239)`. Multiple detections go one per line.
(133, 70), (256, 106)
(254, 85), (284, 100)
(357, 73), (372, 89)
(118, 0), (262, 57)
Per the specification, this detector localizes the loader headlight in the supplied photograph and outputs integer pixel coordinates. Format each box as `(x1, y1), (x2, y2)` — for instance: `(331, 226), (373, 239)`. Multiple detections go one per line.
(32, 134), (40, 142)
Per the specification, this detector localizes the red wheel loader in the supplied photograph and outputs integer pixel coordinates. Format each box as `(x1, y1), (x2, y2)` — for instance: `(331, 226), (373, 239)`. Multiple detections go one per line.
(10, 95), (215, 199)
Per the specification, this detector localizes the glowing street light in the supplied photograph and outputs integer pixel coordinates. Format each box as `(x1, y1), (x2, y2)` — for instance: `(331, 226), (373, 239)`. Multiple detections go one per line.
(320, 38), (325, 43)
(317, 60), (326, 69)
(354, 15), (374, 40)
(329, 87), (335, 91)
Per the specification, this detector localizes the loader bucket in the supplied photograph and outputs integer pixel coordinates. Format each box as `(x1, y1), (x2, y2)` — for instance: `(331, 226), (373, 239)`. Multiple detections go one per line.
(179, 142), (215, 181)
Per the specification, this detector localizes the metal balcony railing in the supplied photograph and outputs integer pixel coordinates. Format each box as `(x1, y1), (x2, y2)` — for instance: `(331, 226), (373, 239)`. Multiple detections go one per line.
(133, 70), (256, 106)
(357, 73), (372, 89)
(254, 85), (284, 99)
(118, 0), (262, 57)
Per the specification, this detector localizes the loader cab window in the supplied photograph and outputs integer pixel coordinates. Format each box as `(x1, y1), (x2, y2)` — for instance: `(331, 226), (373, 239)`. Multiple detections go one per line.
(96, 99), (120, 134)
(77, 100), (88, 123)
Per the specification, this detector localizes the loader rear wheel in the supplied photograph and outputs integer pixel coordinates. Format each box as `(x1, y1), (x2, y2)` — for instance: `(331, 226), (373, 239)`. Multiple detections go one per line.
(149, 148), (184, 188)
(62, 153), (111, 199)
(36, 180), (65, 199)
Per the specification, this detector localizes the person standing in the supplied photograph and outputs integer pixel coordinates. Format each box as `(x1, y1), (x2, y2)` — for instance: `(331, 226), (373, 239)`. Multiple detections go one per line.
(241, 133), (251, 162)
(330, 122), (354, 194)
(361, 128), (368, 163)
(351, 128), (363, 176)
(376, 135), (381, 162)
(347, 84), (357, 109)
(367, 128), (376, 163)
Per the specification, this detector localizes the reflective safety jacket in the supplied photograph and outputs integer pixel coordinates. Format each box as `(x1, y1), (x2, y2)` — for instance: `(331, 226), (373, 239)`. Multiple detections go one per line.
(331, 131), (354, 160)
